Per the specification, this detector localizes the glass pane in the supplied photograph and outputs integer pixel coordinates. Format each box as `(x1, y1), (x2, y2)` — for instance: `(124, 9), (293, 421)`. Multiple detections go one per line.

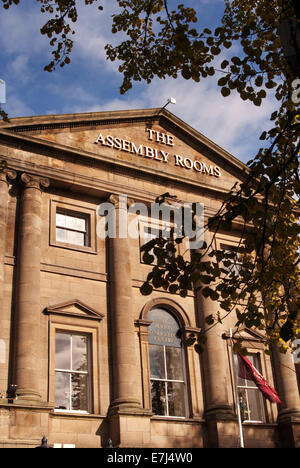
(235, 353), (259, 387)
(72, 373), (89, 411)
(151, 380), (166, 416)
(247, 388), (266, 422)
(66, 230), (85, 246)
(167, 382), (185, 417)
(238, 388), (249, 422)
(149, 344), (165, 379)
(65, 214), (86, 231)
(56, 227), (67, 243)
(234, 354), (247, 386)
(72, 335), (88, 372)
(148, 308), (181, 347)
(55, 333), (71, 370)
(166, 347), (183, 380)
(56, 213), (66, 228)
(55, 372), (70, 410)
(244, 355), (257, 387)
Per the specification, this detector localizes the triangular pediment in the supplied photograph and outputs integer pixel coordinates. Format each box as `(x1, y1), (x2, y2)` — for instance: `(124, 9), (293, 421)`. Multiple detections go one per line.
(0, 108), (248, 194)
(231, 326), (266, 343)
(45, 299), (104, 321)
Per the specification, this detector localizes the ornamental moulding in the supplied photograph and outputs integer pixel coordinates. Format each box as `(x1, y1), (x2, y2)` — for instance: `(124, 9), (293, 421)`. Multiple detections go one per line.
(44, 299), (104, 321)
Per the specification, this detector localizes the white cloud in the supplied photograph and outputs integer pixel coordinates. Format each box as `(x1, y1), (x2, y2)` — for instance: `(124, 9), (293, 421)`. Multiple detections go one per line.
(140, 77), (276, 162)
(0, 6), (47, 56)
(8, 55), (31, 83)
(50, 73), (276, 163)
(4, 94), (34, 117)
(72, 0), (121, 72)
(0, 0), (276, 165)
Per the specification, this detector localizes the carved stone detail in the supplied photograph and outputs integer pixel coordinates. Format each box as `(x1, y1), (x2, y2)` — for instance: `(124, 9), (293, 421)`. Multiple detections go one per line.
(108, 193), (135, 209)
(0, 169), (17, 184)
(21, 173), (50, 190)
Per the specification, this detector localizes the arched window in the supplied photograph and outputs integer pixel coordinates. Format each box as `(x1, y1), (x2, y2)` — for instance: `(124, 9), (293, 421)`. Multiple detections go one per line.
(148, 307), (186, 417)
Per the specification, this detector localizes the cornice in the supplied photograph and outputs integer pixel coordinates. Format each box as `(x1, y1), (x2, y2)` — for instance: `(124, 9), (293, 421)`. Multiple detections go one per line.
(2, 155), (250, 231)
(0, 108), (160, 130)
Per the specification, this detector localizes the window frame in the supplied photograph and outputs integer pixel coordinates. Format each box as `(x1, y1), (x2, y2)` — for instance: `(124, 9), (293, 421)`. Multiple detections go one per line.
(50, 200), (97, 254)
(147, 307), (188, 419)
(54, 330), (92, 414)
(149, 342), (187, 419)
(136, 298), (202, 419)
(46, 302), (104, 415)
(50, 323), (98, 414)
(233, 352), (267, 424)
(56, 209), (89, 248)
(225, 330), (277, 425)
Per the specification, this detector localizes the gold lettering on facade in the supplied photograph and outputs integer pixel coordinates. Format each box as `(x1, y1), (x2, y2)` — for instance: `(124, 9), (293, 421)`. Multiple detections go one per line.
(94, 130), (222, 178)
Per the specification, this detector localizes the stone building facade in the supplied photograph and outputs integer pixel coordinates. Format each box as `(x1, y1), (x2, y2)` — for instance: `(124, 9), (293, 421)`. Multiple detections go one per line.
(0, 108), (299, 448)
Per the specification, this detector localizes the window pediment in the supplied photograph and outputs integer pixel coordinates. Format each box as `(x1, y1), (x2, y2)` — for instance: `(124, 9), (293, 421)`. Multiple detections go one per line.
(44, 299), (104, 321)
(231, 326), (266, 343)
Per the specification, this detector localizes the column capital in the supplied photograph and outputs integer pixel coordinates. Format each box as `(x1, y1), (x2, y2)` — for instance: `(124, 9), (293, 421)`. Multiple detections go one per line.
(21, 173), (50, 190)
(0, 168), (17, 184)
(108, 193), (135, 209)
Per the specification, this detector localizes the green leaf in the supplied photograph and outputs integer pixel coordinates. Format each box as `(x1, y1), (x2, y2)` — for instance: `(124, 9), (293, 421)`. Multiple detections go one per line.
(280, 321), (294, 342)
(221, 87), (231, 97)
(205, 314), (214, 325)
(140, 282), (153, 296)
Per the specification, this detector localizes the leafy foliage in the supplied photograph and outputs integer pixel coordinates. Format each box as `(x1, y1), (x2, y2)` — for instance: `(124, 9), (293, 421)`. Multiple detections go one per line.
(123, 0), (300, 352)
(1, 0), (103, 72)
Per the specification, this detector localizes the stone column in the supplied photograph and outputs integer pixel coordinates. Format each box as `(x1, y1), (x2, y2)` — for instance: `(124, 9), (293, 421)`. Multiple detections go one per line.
(108, 194), (142, 412)
(14, 173), (49, 403)
(0, 170), (16, 292)
(195, 228), (236, 447)
(271, 345), (300, 447)
(0, 170), (16, 390)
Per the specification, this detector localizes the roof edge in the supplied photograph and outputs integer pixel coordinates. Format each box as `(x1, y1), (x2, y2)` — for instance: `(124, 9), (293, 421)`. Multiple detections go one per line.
(0, 107), (249, 174)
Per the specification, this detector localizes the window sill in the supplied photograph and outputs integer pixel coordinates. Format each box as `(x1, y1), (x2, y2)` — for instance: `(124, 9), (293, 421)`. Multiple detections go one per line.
(51, 410), (105, 419)
(242, 421), (277, 427)
(50, 240), (97, 255)
(151, 415), (204, 423)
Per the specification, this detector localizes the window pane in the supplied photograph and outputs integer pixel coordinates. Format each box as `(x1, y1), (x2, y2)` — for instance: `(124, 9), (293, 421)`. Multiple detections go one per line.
(151, 380), (166, 416)
(72, 373), (89, 411)
(56, 227), (67, 243)
(148, 308), (181, 347)
(55, 333), (71, 370)
(167, 382), (185, 417)
(66, 230), (85, 246)
(65, 214), (86, 231)
(55, 372), (70, 410)
(149, 344), (165, 379)
(166, 347), (183, 381)
(234, 353), (258, 387)
(247, 388), (266, 422)
(244, 355), (258, 387)
(56, 213), (66, 228)
(72, 335), (88, 372)
(238, 388), (249, 421)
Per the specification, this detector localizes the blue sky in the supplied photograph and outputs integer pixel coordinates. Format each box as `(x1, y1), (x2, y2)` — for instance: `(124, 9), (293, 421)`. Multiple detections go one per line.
(0, 0), (277, 163)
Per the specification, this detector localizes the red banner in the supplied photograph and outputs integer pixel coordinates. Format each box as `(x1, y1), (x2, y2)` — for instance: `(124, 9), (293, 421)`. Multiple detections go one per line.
(237, 352), (282, 405)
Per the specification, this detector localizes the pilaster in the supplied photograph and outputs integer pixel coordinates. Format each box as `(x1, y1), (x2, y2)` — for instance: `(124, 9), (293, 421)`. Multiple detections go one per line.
(14, 173), (50, 403)
(272, 345), (300, 447)
(195, 228), (236, 447)
(0, 170), (17, 393)
(106, 194), (152, 446)
(107, 194), (143, 412)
